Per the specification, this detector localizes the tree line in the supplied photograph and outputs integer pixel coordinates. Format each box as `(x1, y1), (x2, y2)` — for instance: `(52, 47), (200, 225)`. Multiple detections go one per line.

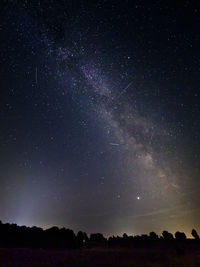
(0, 221), (199, 248)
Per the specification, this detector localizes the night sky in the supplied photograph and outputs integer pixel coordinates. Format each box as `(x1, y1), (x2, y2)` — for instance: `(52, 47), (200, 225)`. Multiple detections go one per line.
(1, 0), (200, 237)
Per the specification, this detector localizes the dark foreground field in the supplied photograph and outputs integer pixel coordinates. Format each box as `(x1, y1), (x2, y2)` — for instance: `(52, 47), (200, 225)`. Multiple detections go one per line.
(0, 246), (200, 267)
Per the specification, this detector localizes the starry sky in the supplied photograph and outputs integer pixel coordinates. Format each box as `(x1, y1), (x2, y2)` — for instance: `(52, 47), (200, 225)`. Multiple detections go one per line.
(0, 0), (200, 237)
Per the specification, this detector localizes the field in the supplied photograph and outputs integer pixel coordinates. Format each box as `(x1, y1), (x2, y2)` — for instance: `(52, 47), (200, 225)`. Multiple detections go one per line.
(0, 246), (200, 267)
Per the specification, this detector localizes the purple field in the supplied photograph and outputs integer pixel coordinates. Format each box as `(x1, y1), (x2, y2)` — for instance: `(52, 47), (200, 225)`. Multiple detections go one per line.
(0, 247), (200, 267)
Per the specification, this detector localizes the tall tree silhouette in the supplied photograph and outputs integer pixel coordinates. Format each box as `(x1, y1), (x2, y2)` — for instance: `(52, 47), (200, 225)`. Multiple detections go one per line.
(191, 229), (199, 239)
(77, 231), (89, 247)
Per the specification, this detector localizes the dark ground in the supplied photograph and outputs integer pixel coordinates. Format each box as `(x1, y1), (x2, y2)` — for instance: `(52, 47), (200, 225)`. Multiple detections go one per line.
(0, 246), (200, 267)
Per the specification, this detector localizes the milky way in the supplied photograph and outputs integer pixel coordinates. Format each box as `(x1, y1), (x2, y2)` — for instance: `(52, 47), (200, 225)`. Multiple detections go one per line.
(0, 1), (200, 237)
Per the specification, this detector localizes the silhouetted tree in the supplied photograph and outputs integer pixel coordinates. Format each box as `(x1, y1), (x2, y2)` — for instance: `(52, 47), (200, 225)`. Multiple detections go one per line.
(149, 232), (159, 240)
(191, 229), (199, 239)
(90, 233), (106, 242)
(162, 230), (174, 240)
(60, 228), (77, 248)
(77, 231), (84, 247)
(90, 233), (106, 247)
(123, 233), (129, 241)
(0, 220), (196, 249)
(121, 233), (130, 247)
(83, 232), (89, 243)
(175, 231), (186, 240)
